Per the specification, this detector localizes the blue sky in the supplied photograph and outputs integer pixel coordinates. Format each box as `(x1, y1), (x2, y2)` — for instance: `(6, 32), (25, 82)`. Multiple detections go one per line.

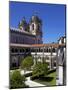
(9, 1), (66, 43)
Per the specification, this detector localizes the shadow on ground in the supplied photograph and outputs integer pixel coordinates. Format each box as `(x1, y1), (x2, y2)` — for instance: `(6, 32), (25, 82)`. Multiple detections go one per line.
(39, 77), (54, 82)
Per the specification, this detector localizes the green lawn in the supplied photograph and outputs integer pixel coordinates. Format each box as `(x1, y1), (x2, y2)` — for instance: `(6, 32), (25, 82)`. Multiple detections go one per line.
(33, 71), (56, 86)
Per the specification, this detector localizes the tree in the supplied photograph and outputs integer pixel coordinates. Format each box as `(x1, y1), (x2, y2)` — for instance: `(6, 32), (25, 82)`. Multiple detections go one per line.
(10, 70), (28, 89)
(20, 56), (34, 72)
(32, 62), (48, 78)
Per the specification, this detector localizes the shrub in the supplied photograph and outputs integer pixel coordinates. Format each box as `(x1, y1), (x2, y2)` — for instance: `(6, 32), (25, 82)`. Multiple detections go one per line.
(10, 70), (28, 89)
(32, 62), (48, 78)
(20, 56), (34, 71)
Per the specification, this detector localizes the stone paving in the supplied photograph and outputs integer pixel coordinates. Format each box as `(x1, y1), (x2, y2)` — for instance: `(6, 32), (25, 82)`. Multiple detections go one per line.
(25, 77), (45, 87)
(20, 70), (32, 75)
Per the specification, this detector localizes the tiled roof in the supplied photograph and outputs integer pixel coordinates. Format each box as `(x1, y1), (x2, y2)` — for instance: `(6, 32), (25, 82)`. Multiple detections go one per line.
(31, 43), (65, 48)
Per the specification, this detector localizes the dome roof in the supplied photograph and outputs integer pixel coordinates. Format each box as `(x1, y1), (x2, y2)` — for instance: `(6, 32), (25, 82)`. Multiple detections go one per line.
(30, 15), (42, 24)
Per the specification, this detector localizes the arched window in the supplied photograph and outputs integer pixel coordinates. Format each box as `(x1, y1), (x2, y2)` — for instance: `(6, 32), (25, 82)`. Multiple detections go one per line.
(32, 24), (34, 30)
(11, 48), (14, 53)
(47, 48), (48, 52)
(20, 49), (22, 53)
(52, 48), (55, 52)
(15, 48), (18, 52)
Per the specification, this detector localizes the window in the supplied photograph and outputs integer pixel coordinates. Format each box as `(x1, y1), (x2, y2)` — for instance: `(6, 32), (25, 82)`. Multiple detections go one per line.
(47, 48), (48, 52)
(15, 48), (18, 52)
(52, 48), (55, 52)
(20, 49), (22, 53)
(32, 24), (34, 30)
(12, 62), (16, 67)
(11, 48), (14, 53)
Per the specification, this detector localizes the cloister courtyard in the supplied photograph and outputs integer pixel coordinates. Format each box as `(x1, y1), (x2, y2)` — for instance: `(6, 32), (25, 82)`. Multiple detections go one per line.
(10, 55), (56, 88)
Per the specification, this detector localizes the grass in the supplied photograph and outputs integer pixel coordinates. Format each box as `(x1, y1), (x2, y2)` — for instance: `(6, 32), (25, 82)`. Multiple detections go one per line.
(33, 71), (56, 86)
(47, 71), (56, 85)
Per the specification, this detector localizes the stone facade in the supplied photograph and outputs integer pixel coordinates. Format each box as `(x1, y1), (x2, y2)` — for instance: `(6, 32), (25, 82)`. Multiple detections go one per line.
(56, 36), (66, 85)
(10, 15), (43, 69)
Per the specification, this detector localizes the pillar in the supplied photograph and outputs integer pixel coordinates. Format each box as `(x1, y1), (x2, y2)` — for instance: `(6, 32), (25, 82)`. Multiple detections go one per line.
(35, 48), (37, 64)
(50, 46), (54, 70)
(42, 47), (45, 63)
(63, 47), (66, 85)
(56, 47), (59, 85)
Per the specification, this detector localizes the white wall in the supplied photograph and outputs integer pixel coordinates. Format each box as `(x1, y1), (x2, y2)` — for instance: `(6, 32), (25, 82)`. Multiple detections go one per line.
(58, 66), (63, 85)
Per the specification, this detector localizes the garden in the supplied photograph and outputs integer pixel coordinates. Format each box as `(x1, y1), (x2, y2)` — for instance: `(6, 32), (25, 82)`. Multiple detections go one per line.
(10, 55), (56, 89)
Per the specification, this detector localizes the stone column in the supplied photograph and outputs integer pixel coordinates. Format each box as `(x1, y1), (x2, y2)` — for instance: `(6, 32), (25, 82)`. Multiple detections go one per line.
(42, 47), (45, 63)
(50, 46), (53, 70)
(56, 47), (59, 85)
(63, 47), (66, 85)
(33, 55), (36, 66)
(56, 46), (64, 85)
(35, 48), (37, 64)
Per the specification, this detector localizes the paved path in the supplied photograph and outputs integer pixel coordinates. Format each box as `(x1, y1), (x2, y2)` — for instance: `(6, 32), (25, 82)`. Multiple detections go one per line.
(20, 70), (32, 75)
(25, 77), (45, 87)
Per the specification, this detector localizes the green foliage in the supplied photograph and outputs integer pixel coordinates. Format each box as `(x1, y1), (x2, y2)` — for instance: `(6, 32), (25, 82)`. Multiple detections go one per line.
(10, 70), (28, 89)
(20, 56), (34, 70)
(32, 62), (48, 78)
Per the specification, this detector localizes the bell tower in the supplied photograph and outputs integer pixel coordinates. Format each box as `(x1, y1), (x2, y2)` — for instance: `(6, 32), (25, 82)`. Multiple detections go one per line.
(29, 15), (42, 43)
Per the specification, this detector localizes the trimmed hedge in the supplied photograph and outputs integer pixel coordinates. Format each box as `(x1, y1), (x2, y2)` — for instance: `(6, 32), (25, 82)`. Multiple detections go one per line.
(30, 69), (56, 80)
(30, 74), (44, 80)
(47, 69), (56, 74)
